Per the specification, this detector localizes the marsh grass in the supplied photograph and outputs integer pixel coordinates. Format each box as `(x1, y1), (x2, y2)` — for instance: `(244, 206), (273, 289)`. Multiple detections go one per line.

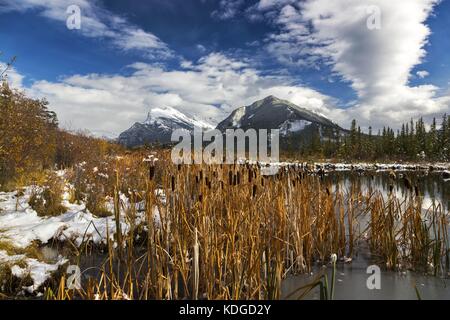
(28, 172), (66, 217)
(13, 150), (446, 300)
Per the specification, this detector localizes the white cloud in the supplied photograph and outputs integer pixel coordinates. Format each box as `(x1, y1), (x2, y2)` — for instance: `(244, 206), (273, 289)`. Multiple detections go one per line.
(417, 70), (430, 78)
(0, 62), (24, 89)
(0, 0), (171, 57)
(212, 0), (245, 20)
(252, 0), (450, 129)
(11, 53), (337, 136)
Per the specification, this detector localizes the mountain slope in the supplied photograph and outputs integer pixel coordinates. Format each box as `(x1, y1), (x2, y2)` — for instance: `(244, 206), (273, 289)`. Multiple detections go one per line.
(216, 95), (340, 134)
(118, 107), (213, 147)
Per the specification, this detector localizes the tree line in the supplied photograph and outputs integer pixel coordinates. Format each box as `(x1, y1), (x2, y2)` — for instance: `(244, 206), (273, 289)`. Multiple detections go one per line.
(292, 116), (450, 161)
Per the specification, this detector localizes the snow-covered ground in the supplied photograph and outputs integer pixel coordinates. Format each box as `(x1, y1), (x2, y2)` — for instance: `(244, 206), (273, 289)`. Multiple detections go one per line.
(0, 189), (129, 249)
(243, 160), (450, 173)
(313, 162), (450, 172)
(0, 250), (67, 294)
(0, 181), (162, 294)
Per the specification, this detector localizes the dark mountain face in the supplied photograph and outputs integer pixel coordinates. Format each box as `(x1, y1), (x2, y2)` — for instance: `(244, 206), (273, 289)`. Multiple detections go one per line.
(216, 95), (341, 134)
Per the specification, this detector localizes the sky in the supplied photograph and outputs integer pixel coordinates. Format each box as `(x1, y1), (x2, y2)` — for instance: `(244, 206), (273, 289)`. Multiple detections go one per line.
(0, 0), (449, 136)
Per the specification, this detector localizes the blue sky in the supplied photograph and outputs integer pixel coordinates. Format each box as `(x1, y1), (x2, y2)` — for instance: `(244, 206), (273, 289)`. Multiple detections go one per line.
(1, 0), (449, 136)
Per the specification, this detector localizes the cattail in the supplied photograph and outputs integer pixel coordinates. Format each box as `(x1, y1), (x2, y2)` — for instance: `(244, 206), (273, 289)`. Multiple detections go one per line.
(228, 170), (233, 185)
(193, 228), (199, 300)
(248, 170), (253, 183)
(237, 171), (240, 185)
(403, 176), (412, 190)
(198, 194), (203, 202)
(414, 185), (420, 197)
(149, 165), (155, 180)
(252, 184), (257, 198)
(171, 175), (175, 191)
(389, 170), (396, 180)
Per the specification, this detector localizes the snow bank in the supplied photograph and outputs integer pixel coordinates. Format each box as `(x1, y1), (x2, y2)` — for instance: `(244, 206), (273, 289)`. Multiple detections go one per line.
(0, 250), (67, 293)
(0, 182), (164, 295)
(0, 187), (162, 249)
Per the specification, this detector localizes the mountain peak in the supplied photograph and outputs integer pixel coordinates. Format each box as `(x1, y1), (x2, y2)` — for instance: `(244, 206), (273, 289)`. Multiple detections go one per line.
(144, 106), (213, 129)
(217, 95), (342, 134)
(145, 106), (184, 124)
(118, 106), (213, 147)
(262, 95), (280, 102)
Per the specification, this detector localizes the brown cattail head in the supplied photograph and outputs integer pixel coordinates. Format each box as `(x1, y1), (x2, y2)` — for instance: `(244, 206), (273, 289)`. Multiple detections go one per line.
(389, 170), (396, 180)
(403, 176), (412, 190)
(252, 184), (257, 198)
(149, 166), (155, 180)
(171, 176), (175, 191)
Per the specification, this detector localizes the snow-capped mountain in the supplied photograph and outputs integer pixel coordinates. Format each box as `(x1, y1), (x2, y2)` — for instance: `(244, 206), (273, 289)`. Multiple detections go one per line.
(118, 106), (213, 147)
(216, 95), (341, 135)
(118, 96), (344, 148)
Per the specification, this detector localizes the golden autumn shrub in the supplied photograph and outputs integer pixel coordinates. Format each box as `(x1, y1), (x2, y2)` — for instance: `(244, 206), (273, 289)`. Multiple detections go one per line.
(0, 82), (58, 189)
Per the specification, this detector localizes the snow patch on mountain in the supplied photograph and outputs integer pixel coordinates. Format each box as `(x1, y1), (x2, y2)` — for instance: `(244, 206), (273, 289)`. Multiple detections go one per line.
(280, 119), (311, 136)
(144, 106), (214, 130)
(231, 106), (246, 126)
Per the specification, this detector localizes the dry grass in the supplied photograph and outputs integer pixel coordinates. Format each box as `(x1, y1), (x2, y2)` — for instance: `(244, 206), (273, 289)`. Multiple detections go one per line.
(39, 150), (449, 300)
(28, 172), (67, 217)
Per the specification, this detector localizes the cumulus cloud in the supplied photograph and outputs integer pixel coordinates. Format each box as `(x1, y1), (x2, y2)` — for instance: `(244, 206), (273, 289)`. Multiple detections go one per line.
(0, 0), (171, 58)
(0, 62), (24, 89)
(14, 53), (336, 136)
(251, 0), (450, 129)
